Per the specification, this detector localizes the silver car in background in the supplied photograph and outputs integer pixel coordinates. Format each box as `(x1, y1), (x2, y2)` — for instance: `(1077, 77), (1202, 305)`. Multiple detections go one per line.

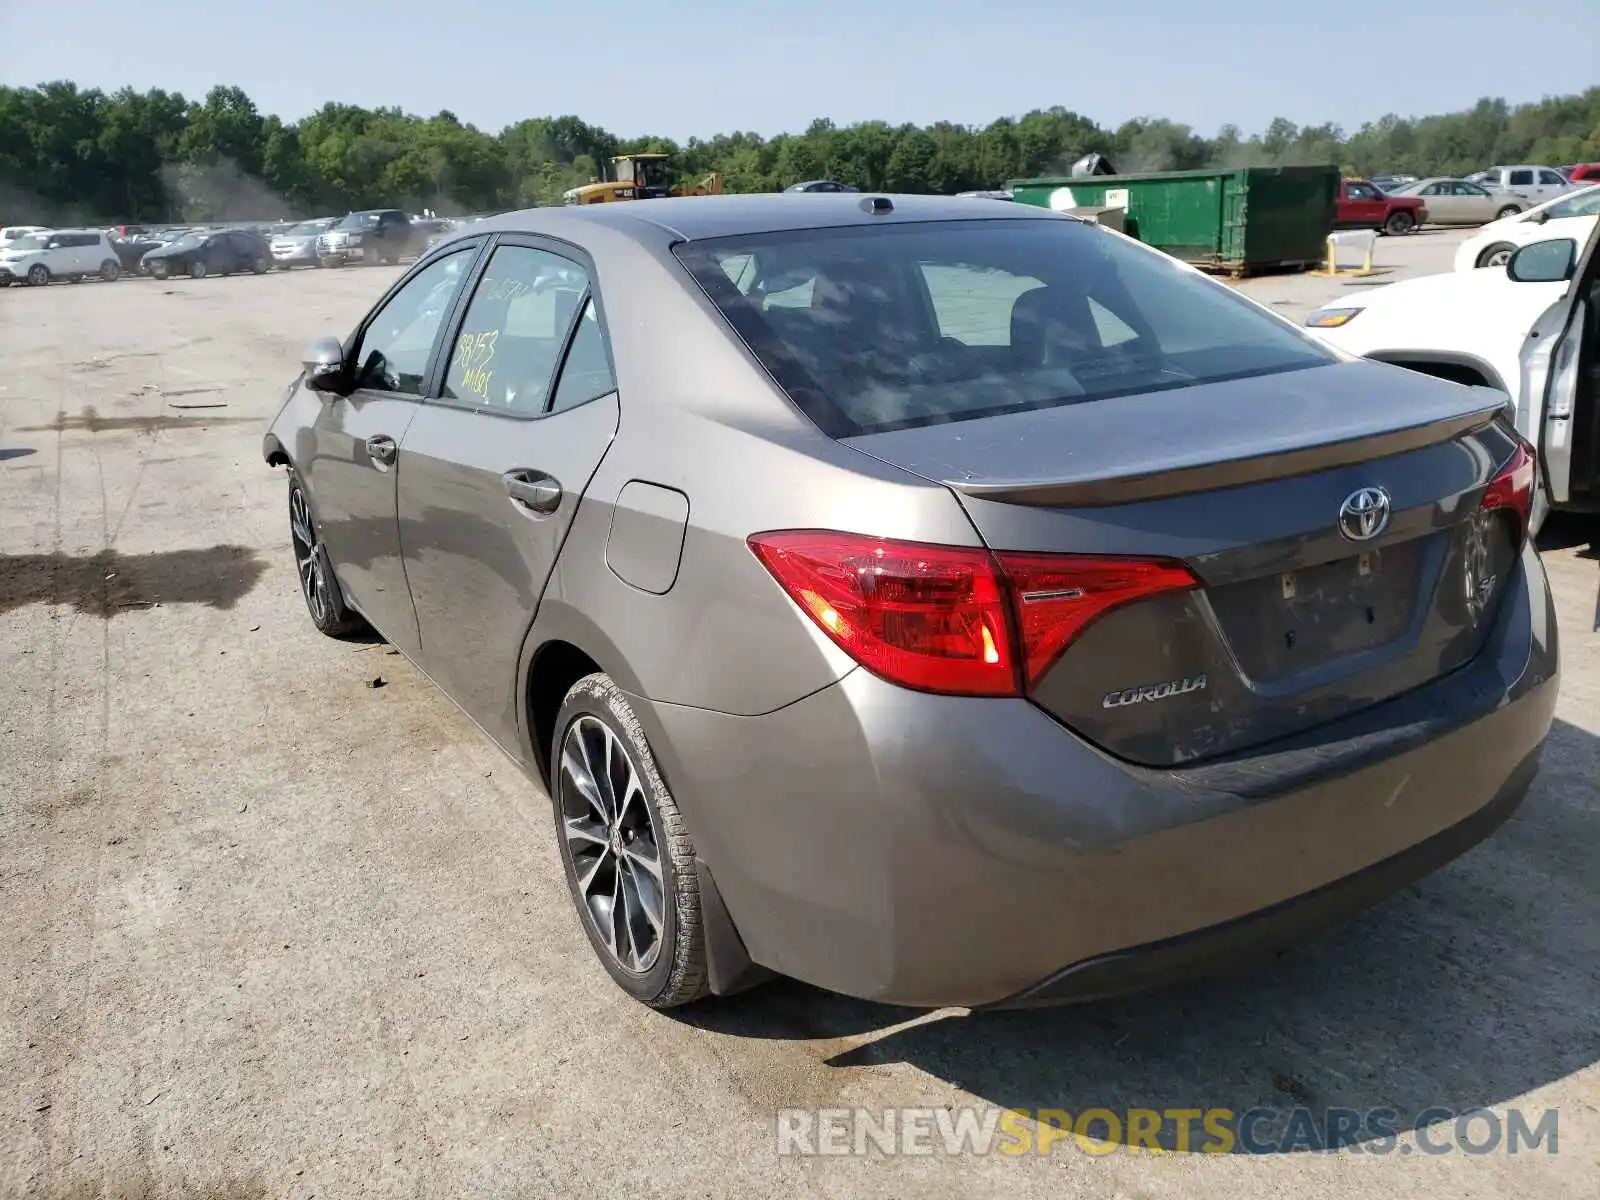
(264, 195), (1557, 1012)
(270, 217), (338, 270)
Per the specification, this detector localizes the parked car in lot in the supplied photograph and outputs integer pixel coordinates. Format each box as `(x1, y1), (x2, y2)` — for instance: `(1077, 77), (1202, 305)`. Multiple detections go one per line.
(1336, 178), (1426, 234)
(1370, 174), (1419, 193)
(143, 228), (272, 279)
(1564, 164), (1600, 183)
(110, 231), (168, 275)
(316, 209), (417, 266)
(0, 224), (49, 249)
(264, 195), (1557, 1011)
(270, 218), (338, 270)
(784, 180), (858, 193)
(1453, 184), (1600, 270)
(0, 229), (122, 285)
(1384, 177), (1519, 226)
(1309, 220), (1599, 519)
(1467, 165), (1575, 208)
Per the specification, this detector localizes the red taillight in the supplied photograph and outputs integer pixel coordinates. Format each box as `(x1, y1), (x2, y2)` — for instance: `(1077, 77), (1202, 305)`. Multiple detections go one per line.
(1480, 439), (1536, 535)
(747, 530), (1197, 697)
(747, 531), (1017, 695)
(994, 552), (1200, 689)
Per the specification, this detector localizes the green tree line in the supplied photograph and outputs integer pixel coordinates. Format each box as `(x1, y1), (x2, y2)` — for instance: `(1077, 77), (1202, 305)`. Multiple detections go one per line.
(2, 80), (1597, 225)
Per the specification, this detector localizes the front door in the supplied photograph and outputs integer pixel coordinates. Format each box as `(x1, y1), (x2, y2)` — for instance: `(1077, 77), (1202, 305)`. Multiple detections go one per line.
(398, 238), (620, 751)
(306, 243), (482, 655)
(1343, 182), (1385, 226)
(1533, 226), (1600, 506)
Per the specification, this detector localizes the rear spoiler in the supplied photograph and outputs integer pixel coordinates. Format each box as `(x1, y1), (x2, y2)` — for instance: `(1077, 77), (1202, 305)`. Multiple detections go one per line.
(952, 400), (1507, 508)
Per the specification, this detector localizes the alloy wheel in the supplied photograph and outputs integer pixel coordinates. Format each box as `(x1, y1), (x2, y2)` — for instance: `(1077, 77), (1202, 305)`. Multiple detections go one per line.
(289, 485), (330, 625)
(558, 714), (666, 973)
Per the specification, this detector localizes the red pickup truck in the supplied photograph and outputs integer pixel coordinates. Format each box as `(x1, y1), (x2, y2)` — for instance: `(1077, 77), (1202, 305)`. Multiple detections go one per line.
(1336, 179), (1427, 235)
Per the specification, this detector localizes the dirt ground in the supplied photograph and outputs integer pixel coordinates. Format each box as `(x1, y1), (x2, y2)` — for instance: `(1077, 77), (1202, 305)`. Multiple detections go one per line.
(2, 229), (1597, 1199)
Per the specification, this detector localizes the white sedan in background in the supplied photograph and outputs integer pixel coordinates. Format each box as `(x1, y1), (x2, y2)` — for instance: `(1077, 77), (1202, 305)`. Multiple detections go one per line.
(1454, 184), (1600, 271)
(1306, 224), (1599, 523)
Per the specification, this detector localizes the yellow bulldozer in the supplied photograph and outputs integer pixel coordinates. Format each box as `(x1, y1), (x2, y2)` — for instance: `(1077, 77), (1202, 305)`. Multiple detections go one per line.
(562, 153), (724, 205)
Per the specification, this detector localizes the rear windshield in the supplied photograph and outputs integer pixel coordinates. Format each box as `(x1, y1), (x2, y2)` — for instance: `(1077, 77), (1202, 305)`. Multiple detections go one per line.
(338, 212), (384, 230)
(673, 218), (1335, 436)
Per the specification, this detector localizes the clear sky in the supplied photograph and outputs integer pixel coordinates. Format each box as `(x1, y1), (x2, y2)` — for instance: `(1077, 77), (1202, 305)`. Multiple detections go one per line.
(1, 0), (1594, 140)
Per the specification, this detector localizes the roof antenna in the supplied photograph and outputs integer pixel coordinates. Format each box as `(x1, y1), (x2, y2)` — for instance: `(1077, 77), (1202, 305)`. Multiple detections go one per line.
(860, 196), (894, 215)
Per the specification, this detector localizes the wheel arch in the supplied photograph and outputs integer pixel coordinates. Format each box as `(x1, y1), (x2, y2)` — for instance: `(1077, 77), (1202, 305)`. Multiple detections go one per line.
(519, 607), (771, 997)
(517, 600), (647, 785)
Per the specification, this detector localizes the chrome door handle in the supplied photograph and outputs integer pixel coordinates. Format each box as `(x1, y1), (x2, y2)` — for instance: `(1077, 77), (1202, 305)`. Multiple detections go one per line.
(504, 470), (563, 515)
(364, 434), (397, 466)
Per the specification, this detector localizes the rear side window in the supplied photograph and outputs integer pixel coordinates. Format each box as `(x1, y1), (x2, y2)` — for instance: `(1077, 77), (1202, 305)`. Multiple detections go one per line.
(674, 218), (1335, 435)
(441, 244), (591, 414)
(1509, 169), (1535, 186)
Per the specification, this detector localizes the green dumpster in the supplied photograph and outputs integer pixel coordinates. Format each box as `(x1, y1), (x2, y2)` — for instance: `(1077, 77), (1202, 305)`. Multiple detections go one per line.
(1008, 165), (1339, 276)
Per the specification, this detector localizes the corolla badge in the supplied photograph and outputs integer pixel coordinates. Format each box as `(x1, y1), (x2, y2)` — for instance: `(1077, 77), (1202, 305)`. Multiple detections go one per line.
(1102, 674), (1208, 709)
(1338, 486), (1391, 542)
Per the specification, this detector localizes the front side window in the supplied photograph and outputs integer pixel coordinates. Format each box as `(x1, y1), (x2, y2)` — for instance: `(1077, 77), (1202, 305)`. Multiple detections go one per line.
(442, 244), (590, 413)
(674, 217), (1335, 435)
(1542, 188), (1600, 220)
(352, 247), (475, 395)
(1539, 170), (1566, 186)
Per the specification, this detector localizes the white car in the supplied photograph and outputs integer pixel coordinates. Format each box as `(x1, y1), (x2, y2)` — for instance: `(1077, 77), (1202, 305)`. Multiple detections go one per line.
(0, 228), (123, 287)
(1454, 184), (1600, 271)
(1307, 225), (1599, 519)
(0, 224), (49, 249)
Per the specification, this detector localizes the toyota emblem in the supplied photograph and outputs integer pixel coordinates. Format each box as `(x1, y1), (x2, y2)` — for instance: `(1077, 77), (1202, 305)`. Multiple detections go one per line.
(1338, 487), (1391, 542)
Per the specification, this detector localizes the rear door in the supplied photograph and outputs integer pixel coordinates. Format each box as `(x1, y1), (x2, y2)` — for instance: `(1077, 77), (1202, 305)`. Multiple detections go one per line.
(397, 236), (620, 750)
(1419, 182), (1458, 223)
(1508, 168), (1539, 202)
(304, 241), (484, 655)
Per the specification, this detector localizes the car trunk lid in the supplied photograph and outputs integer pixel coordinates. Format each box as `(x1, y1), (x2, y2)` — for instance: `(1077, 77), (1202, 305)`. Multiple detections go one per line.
(844, 360), (1527, 766)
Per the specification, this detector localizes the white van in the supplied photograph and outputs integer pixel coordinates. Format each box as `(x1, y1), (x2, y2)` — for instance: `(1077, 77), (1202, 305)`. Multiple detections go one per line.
(0, 229), (122, 286)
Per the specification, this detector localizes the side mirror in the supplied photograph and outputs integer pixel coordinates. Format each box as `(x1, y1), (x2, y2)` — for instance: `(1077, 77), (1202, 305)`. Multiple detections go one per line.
(302, 336), (347, 393)
(1529, 210), (1549, 224)
(1506, 239), (1577, 283)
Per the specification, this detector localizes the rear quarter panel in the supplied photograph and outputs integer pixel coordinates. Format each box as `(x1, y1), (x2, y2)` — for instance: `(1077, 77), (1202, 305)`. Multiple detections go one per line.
(521, 222), (981, 718)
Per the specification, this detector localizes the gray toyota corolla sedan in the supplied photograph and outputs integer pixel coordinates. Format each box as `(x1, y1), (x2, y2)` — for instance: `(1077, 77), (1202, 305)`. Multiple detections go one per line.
(264, 194), (1558, 1011)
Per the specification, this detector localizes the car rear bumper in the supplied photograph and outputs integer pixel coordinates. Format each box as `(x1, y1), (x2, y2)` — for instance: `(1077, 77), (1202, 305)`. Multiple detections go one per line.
(635, 540), (1558, 1008)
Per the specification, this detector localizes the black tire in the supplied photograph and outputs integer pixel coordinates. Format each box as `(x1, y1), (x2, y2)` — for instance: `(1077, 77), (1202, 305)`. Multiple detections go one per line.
(27, 264), (50, 286)
(1476, 242), (1517, 269)
(1383, 210), (1415, 236)
(551, 673), (709, 1009)
(252, 258), (269, 275)
(287, 470), (367, 638)
(190, 260), (207, 280)
(1495, 205), (1522, 220)
(150, 261), (168, 280)
(99, 259), (121, 282)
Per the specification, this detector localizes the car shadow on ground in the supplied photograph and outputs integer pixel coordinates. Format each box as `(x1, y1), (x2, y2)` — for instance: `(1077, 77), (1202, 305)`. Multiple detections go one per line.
(1538, 512), (1598, 559)
(0, 446), (36, 461)
(675, 716), (1599, 1153)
